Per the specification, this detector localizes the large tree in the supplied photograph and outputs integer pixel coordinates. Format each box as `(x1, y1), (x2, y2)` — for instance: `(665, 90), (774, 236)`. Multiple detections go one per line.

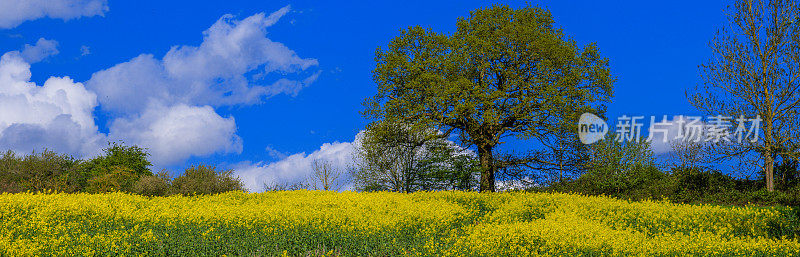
(365, 5), (614, 192)
(690, 0), (800, 191)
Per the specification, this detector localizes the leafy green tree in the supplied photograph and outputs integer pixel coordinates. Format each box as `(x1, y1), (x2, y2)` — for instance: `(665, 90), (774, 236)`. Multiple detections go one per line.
(351, 120), (477, 192)
(416, 145), (480, 191)
(79, 142), (153, 186)
(579, 134), (665, 196)
(365, 5), (614, 191)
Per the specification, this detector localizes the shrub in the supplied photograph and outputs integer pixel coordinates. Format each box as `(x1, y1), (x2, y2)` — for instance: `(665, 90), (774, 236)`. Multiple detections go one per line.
(85, 166), (139, 193)
(671, 167), (736, 202)
(133, 170), (172, 196)
(171, 165), (245, 195)
(79, 143), (152, 181)
(0, 150), (81, 193)
(574, 135), (668, 197)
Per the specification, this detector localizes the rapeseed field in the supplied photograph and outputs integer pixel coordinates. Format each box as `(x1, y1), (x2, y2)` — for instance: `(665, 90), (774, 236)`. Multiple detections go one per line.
(0, 191), (798, 256)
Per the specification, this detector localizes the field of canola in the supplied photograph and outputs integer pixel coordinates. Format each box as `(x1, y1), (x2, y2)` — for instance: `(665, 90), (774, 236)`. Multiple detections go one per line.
(0, 190), (799, 256)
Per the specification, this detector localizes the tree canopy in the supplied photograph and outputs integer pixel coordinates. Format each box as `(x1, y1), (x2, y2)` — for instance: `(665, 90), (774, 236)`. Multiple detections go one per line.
(365, 5), (614, 191)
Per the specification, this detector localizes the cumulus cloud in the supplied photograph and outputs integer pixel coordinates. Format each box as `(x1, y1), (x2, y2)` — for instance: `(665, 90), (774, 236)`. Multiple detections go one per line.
(234, 138), (356, 192)
(0, 0), (108, 29)
(0, 6), (318, 171)
(109, 103), (242, 166)
(86, 6), (319, 115)
(20, 38), (59, 63)
(0, 51), (105, 157)
(79, 6), (317, 166)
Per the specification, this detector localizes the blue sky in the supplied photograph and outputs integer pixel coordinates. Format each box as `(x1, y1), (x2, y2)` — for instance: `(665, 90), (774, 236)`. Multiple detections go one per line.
(0, 0), (727, 190)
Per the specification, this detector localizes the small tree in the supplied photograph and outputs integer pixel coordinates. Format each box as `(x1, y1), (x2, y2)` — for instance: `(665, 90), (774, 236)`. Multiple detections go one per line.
(352, 121), (474, 192)
(667, 139), (710, 171)
(579, 135), (664, 195)
(171, 164), (245, 195)
(689, 0), (800, 191)
(79, 142), (153, 184)
(309, 159), (345, 191)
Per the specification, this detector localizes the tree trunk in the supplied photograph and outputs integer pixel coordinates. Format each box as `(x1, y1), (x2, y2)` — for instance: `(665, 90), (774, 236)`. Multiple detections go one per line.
(478, 144), (496, 192)
(765, 153), (775, 192)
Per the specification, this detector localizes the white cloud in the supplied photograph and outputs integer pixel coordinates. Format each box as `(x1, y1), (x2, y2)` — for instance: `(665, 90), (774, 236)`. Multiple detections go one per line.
(85, 54), (172, 114)
(0, 0), (108, 29)
(109, 103), (242, 166)
(0, 51), (105, 157)
(86, 6), (319, 115)
(0, 6), (319, 172)
(83, 7), (317, 166)
(264, 146), (288, 159)
(234, 138), (356, 192)
(20, 38), (59, 63)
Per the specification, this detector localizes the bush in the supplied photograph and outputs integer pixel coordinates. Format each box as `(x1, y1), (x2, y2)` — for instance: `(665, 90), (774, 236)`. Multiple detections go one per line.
(79, 143), (152, 181)
(171, 165), (245, 195)
(670, 167), (736, 202)
(85, 166), (139, 193)
(0, 150), (81, 193)
(133, 170), (172, 196)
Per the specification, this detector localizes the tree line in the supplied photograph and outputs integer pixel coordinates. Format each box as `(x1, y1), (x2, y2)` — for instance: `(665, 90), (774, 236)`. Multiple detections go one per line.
(0, 143), (245, 196)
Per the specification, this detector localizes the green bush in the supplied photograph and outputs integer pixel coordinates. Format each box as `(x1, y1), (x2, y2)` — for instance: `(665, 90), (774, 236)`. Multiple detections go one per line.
(0, 150), (81, 193)
(573, 135), (667, 198)
(132, 170), (172, 196)
(79, 142), (152, 182)
(171, 165), (245, 195)
(85, 166), (139, 193)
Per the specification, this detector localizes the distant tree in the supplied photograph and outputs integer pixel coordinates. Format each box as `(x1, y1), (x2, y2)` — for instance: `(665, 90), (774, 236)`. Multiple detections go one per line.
(263, 181), (309, 191)
(689, 0), (800, 191)
(79, 142), (153, 184)
(171, 164), (245, 195)
(365, 5), (614, 192)
(351, 120), (477, 192)
(667, 139), (710, 171)
(309, 159), (346, 191)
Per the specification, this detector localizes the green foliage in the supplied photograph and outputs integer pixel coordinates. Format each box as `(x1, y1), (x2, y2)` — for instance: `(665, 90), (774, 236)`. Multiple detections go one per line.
(416, 145), (481, 191)
(171, 165), (245, 195)
(80, 142), (153, 181)
(0, 150), (81, 193)
(85, 166), (139, 193)
(775, 159), (800, 191)
(132, 171), (172, 196)
(351, 120), (478, 192)
(574, 135), (666, 197)
(366, 4), (614, 191)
